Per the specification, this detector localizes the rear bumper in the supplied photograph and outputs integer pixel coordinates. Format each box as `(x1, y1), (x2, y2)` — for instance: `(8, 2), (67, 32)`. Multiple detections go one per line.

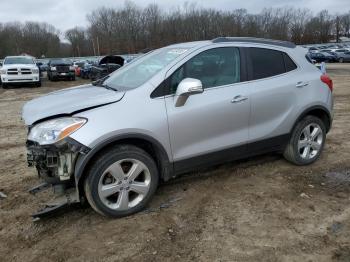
(1, 74), (40, 83)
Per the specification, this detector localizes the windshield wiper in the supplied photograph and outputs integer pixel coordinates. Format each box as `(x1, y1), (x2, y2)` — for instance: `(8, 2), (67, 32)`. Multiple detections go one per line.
(92, 76), (117, 91)
(100, 83), (118, 91)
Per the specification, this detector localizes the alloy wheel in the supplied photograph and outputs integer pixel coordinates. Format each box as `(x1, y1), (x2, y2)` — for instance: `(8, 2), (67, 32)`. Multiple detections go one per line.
(98, 159), (151, 211)
(298, 123), (323, 160)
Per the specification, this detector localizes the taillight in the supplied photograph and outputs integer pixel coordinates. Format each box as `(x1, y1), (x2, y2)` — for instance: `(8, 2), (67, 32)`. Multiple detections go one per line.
(321, 74), (333, 92)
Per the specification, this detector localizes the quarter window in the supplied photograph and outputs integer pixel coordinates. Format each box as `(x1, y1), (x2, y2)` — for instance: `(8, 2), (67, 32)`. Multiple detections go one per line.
(249, 48), (297, 80)
(170, 47), (241, 93)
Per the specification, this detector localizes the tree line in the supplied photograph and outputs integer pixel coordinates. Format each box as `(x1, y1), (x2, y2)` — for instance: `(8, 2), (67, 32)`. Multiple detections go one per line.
(1, 1), (350, 58)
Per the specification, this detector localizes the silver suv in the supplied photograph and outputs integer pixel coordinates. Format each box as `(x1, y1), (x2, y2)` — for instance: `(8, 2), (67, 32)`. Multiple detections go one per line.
(22, 38), (334, 218)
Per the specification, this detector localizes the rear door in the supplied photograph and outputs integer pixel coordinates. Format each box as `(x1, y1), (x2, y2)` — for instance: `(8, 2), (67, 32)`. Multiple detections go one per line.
(245, 47), (300, 151)
(164, 47), (251, 173)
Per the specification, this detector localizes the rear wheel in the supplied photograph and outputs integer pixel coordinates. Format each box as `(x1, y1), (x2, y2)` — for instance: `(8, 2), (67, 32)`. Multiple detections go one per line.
(283, 115), (326, 165)
(84, 145), (159, 217)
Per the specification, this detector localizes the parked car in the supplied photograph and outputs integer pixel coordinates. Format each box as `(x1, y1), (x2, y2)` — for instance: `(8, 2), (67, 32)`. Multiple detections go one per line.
(308, 47), (319, 53)
(337, 51), (350, 63)
(80, 62), (93, 79)
(22, 37), (334, 218)
(333, 48), (350, 54)
(47, 59), (75, 81)
(89, 55), (124, 81)
(319, 51), (338, 62)
(308, 52), (327, 63)
(0, 56), (41, 88)
(73, 60), (88, 77)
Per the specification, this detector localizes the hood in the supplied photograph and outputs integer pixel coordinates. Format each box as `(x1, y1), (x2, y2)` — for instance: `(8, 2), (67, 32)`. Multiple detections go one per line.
(2, 63), (37, 69)
(99, 55), (124, 66)
(22, 84), (125, 125)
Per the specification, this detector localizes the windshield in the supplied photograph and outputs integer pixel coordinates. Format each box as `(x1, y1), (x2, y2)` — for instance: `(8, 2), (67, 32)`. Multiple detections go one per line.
(50, 59), (72, 66)
(4, 57), (34, 65)
(103, 48), (188, 90)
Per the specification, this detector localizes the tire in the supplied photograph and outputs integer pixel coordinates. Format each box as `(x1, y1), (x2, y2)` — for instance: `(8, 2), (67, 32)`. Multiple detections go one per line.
(71, 76), (76, 81)
(2, 83), (8, 89)
(339, 58), (344, 63)
(84, 145), (159, 217)
(35, 81), (41, 87)
(283, 115), (326, 165)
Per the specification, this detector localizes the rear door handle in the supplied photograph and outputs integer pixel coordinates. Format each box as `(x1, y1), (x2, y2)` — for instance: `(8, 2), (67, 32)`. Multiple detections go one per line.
(231, 95), (248, 103)
(296, 81), (309, 88)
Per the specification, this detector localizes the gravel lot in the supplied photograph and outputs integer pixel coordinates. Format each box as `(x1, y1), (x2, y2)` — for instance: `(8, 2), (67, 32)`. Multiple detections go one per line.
(0, 65), (350, 262)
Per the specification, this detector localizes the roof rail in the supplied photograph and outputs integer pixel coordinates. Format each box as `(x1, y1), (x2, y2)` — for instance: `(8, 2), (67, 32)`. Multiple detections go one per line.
(212, 37), (296, 48)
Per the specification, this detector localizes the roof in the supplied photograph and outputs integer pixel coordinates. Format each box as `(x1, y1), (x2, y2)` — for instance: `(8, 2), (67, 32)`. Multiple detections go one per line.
(212, 37), (296, 48)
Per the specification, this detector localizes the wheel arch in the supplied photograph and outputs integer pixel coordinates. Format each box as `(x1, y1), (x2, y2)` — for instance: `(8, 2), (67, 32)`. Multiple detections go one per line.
(75, 133), (173, 197)
(292, 105), (332, 134)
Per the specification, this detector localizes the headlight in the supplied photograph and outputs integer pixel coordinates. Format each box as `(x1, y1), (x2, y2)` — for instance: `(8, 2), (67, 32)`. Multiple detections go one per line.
(28, 117), (87, 145)
(32, 68), (39, 74)
(0, 69), (6, 74)
(51, 66), (57, 71)
(69, 66), (75, 71)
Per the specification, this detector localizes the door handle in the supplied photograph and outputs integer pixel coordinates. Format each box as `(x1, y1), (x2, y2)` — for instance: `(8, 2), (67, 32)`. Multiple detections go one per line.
(296, 81), (309, 88)
(231, 95), (248, 103)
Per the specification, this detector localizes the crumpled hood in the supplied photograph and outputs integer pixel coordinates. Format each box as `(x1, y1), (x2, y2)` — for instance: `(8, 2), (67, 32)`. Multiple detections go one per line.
(22, 84), (125, 125)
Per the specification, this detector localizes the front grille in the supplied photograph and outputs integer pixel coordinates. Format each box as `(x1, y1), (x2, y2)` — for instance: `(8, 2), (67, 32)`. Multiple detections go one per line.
(7, 69), (18, 75)
(21, 68), (32, 75)
(56, 65), (70, 73)
(5, 68), (32, 75)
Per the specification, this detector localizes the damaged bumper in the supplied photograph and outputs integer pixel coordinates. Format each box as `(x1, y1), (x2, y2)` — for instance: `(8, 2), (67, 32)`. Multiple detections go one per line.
(26, 137), (90, 219)
(27, 137), (90, 184)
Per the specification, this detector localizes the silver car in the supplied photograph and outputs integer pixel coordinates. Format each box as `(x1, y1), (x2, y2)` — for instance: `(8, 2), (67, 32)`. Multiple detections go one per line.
(22, 38), (334, 218)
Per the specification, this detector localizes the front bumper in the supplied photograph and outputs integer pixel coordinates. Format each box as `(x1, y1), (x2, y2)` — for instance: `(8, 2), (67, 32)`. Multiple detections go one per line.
(1, 73), (40, 83)
(26, 137), (90, 185)
(50, 71), (75, 79)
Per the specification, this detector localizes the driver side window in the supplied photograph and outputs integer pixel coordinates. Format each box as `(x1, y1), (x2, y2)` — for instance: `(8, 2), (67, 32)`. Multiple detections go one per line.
(169, 47), (241, 94)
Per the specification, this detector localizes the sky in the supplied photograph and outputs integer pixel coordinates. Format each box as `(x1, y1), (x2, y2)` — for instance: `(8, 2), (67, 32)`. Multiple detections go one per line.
(0, 0), (348, 35)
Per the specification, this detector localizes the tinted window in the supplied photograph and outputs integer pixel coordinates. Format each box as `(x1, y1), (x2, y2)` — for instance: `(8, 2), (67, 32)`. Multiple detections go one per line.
(170, 47), (240, 93)
(283, 53), (297, 72)
(249, 48), (286, 80)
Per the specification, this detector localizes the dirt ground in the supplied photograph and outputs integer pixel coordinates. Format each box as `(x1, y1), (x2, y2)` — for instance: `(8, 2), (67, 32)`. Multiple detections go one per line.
(0, 65), (349, 262)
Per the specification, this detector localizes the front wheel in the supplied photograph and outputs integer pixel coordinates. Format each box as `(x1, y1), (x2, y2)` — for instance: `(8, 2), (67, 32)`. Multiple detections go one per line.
(283, 116), (326, 165)
(84, 145), (159, 217)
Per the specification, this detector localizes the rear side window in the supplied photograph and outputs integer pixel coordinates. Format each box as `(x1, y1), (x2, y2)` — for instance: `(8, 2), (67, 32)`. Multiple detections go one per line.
(283, 53), (297, 72)
(249, 48), (297, 80)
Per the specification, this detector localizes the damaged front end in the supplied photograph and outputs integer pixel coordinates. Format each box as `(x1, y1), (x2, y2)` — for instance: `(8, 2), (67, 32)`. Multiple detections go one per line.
(27, 137), (89, 184)
(25, 119), (90, 220)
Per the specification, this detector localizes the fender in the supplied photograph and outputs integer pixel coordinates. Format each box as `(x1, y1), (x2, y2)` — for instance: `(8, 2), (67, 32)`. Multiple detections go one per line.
(291, 105), (332, 133)
(74, 133), (173, 189)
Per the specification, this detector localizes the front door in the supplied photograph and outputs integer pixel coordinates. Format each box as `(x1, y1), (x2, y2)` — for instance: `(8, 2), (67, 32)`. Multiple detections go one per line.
(164, 47), (251, 173)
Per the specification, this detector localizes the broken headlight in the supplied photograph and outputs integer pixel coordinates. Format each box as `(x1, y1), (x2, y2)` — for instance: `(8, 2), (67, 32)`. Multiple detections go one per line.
(28, 117), (87, 145)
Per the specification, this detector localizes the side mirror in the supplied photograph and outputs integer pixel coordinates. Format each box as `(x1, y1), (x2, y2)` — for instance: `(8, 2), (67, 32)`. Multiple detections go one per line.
(175, 78), (203, 107)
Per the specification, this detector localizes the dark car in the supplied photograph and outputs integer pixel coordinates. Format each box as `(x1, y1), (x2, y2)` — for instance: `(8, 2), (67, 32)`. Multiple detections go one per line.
(90, 55), (124, 81)
(337, 51), (350, 63)
(319, 52), (338, 62)
(80, 62), (93, 79)
(47, 59), (75, 81)
(308, 52), (329, 63)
